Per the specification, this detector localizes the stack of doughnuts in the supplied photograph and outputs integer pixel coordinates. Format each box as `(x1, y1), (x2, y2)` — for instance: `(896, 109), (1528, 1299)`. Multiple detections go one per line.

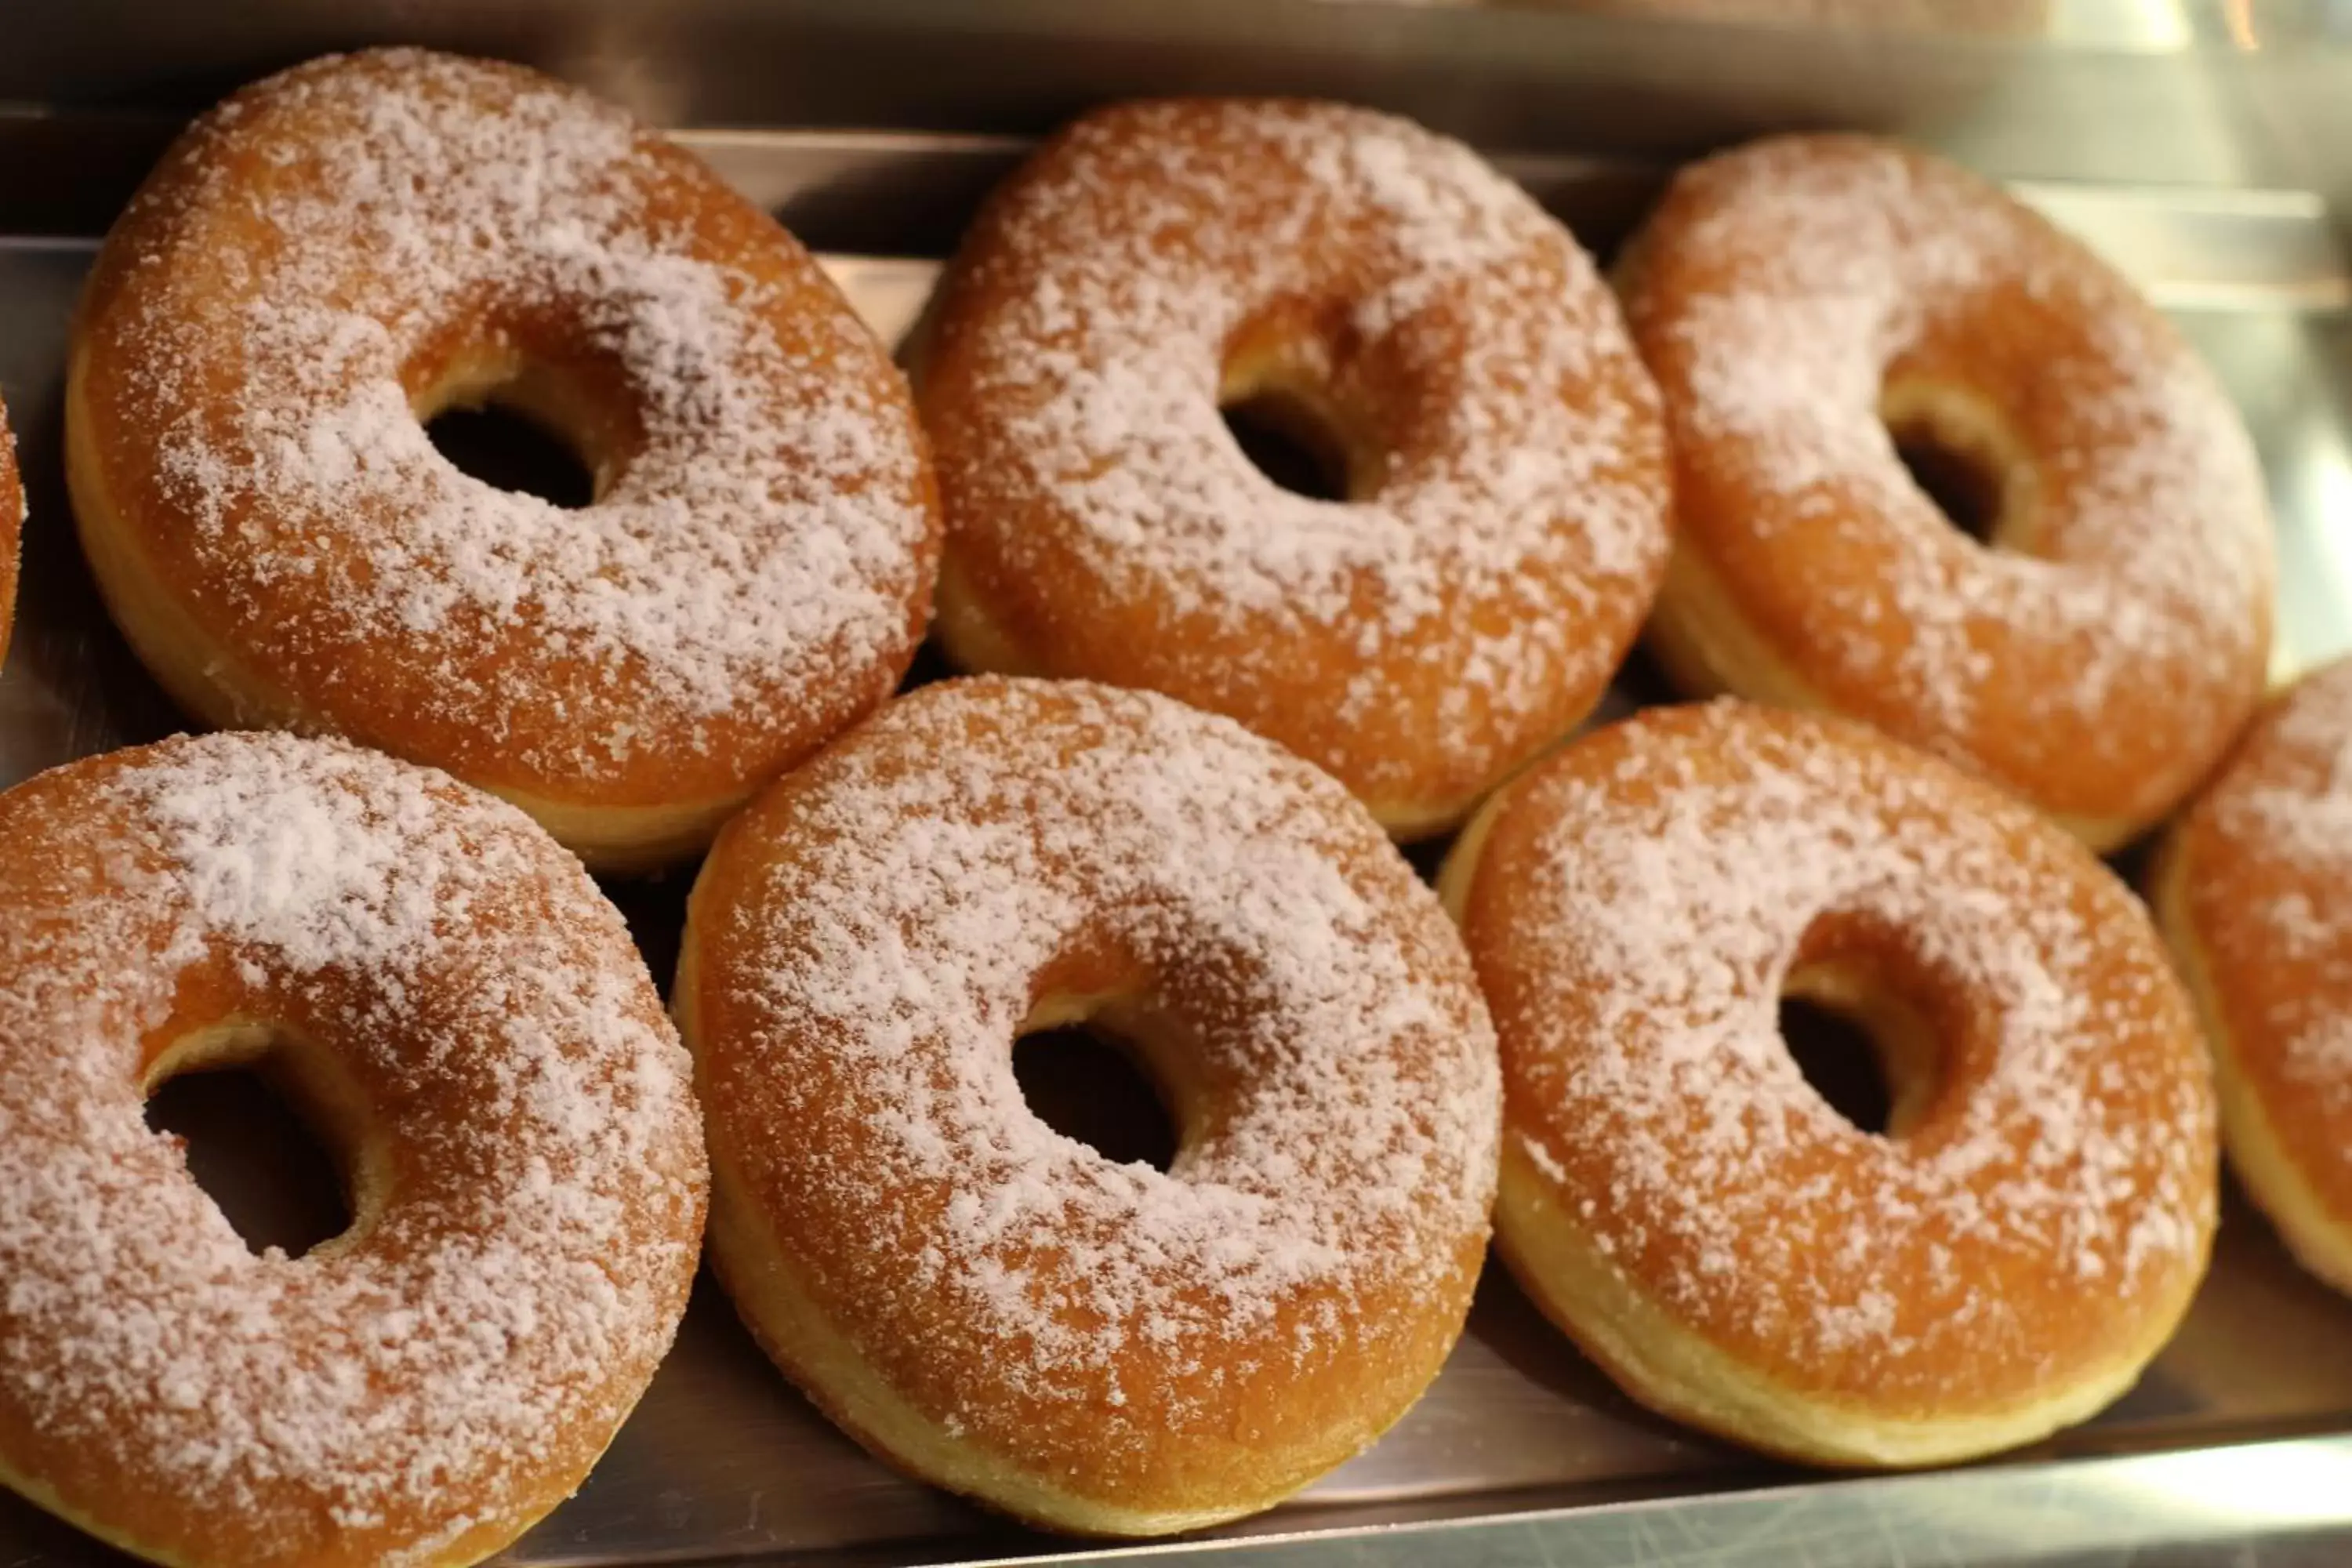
(0, 37), (2310, 1568)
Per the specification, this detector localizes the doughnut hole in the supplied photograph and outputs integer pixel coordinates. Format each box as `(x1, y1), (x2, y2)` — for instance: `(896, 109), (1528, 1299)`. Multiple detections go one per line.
(1779, 909), (1985, 1142)
(1880, 376), (2033, 550)
(1014, 990), (1202, 1175)
(1778, 978), (1937, 1139)
(1777, 993), (1896, 1136)
(1218, 299), (1397, 504)
(426, 403), (595, 509)
(1220, 387), (1353, 503)
(410, 326), (645, 510)
(1014, 1018), (1181, 1174)
(141, 1020), (378, 1259)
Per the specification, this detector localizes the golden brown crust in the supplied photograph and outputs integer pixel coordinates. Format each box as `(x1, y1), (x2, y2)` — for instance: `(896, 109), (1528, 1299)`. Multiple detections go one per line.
(0, 732), (706, 1568)
(66, 49), (940, 871)
(2155, 659), (2352, 1296)
(677, 677), (1499, 1533)
(1621, 135), (2273, 851)
(1442, 699), (2216, 1465)
(918, 99), (1670, 837)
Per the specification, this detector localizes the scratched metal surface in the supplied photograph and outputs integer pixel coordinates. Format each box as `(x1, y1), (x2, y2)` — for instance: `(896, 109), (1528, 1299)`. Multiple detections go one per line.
(6, 125), (2352, 1568)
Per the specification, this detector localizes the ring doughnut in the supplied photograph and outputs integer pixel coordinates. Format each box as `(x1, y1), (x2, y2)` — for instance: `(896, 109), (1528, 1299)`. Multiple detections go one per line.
(0, 731), (706, 1568)
(0, 394), (18, 663)
(66, 49), (941, 873)
(916, 100), (1671, 837)
(677, 677), (1500, 1533)
(1439, 699), (2216, 1466)
(2155, 658), (2352, 1297)
(1619, 135), (2273, 850)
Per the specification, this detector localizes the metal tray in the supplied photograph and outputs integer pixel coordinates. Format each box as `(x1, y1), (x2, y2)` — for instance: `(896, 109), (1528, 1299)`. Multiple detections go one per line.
(9, 17), (2352, 1566)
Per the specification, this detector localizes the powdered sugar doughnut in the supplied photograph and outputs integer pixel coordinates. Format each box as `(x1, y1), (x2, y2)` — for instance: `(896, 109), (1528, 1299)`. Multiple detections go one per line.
(66, 49), (940, 873)
(916, 100), (1671, 838)
(1621, 135), (2274, 851)
(0, 394), (18, 665)
(1439, 699), (2216, 1467)
(2155, 659), (2352, 1298)
(0, 731), (705, 1568)
(677, 677), (1499, 1534)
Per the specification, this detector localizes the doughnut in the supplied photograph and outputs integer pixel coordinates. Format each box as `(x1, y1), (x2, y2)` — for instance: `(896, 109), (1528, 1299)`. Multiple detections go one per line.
(66, 49), (940, 873)
(0, 393), (18, 664)
(1439, 699), (2217, 1467)
(2154, 658), (2352, 1297)
(677, 677), (1499, 1533)
(1619, 135), (2273, 851)
(916, 100), (1671, 838)
(0, 731), (706, 1568)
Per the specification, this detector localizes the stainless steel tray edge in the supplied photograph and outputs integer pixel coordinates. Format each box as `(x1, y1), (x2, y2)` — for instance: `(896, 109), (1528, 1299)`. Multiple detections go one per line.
(992, 1433), (2352, 1568)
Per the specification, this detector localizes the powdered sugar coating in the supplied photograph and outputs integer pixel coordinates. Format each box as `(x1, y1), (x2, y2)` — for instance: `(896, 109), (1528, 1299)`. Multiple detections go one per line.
(2211, 662), (2352, 880)
(920, 100), (1670, 820)
(1626, 135), (2272, 834)
(0, 733), (705, 1566)
(688, 679), (1497, 1494)
(75, 49), (935, 806)
(2174, 660), (2352, 1139)
(1462, 702), (2214, 1402)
